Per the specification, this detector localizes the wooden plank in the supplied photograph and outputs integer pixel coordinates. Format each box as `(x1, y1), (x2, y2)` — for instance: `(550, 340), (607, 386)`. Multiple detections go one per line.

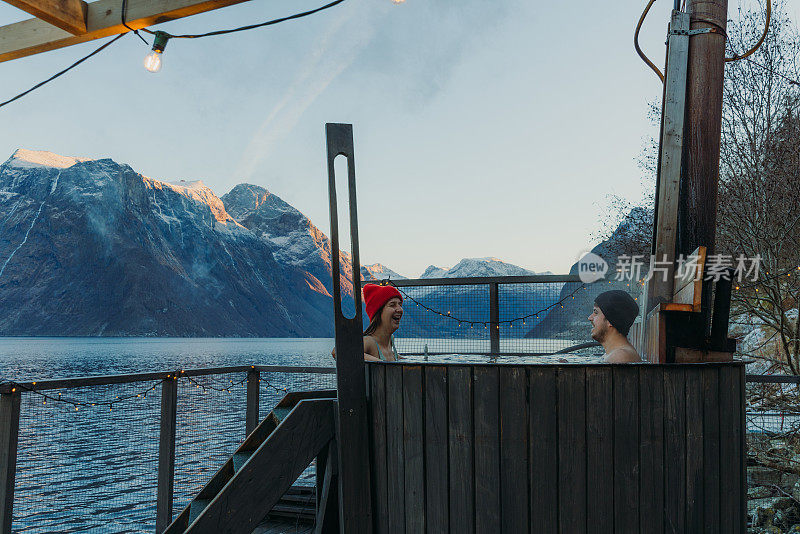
(246, 369), (260, 437)
(500, 367), (528, 532)
(673, 283), (702, 312)
(664, 367), (686, 534)
(384, 365), (405, 533)
(314, 441), (338, 534)
(186, 399), (335, 533)
(719, 365), (744, 534)
(586, 367), (613, 533)
(448, 366), (474, 534)
(672, 246), (707, 312)
(639, 367), (664, 534)
(402, 366), (425, 532)
(0, 0), (259, 62)
(3, 0), (87, 35)
(675, 348), (732, 363)
(662, 303), (694, 312)
(424, 366), (448, 533)
(529, 368), (558, 532)
(648, 10), (691, 307)
(613, 367), (639, 533)
(156, 377), (178, 533)
(702, 367), (720, 534)
(368, 365), (388, 534)
(473, 366), (500, 533)
(643, 305), (667, 364)
(558, 367), (586, 533)
(685, 370), (704, 532)
(0, 393), (20, 534)
(0, 365), (303, 394)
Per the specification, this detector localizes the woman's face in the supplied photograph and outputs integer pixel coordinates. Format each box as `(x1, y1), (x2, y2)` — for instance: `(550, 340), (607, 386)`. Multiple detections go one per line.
(381, 297), (403, 332)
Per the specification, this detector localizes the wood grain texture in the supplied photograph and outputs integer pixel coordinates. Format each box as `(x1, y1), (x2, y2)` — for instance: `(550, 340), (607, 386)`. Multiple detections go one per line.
(613, 366), (639, 534)
(368, 365), (388, 534)
(720, 365), (745, 534)
(558, 367), (586, 533)
(664, 368), (686, 534)
(529, 368), (558, 533)
(448, 366), (474, 534)
(586, 367), (613, 533)
(500, 367), (528, 532)
(639, 367), (664, 534)
(3, 0), (87, 34)
(385, 365), (405, 533)
(0, 393), (20, 534)
(402, 366), (425, 533)
(685, 370), (704, 532)
(473, 366), (500, 533)
(156, 378), (178, 533)
(702, 367), (720, 534)
(424, 366), (448, 533)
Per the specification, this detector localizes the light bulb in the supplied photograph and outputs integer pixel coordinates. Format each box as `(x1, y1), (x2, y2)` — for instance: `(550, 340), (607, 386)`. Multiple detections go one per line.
(144, 31), (170, 73)
(144, 50), (162, 72)
(392, 0), (405, 3)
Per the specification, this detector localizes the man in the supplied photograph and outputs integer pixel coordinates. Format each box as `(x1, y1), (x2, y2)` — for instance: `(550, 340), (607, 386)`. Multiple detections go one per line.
(588, 290), (641, 363)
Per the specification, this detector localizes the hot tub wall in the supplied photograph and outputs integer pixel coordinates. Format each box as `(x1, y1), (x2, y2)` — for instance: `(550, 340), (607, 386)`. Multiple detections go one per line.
(366, 362), (745, 533)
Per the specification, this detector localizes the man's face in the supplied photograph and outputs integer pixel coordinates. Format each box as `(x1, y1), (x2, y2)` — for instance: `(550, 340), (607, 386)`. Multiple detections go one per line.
(588, 304), (611, 342)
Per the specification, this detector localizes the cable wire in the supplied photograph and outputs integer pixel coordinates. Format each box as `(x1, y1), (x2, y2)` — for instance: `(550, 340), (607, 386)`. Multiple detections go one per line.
(726, 0), (770, 62)
(139, 0), (346, 40)
(635, 0), (665, 83)
(121, 0), (149, 45)
(0, 34), (126, 110)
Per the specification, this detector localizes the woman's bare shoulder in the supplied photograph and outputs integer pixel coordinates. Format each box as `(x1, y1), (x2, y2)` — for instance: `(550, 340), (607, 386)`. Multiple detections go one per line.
(363, 335), (378, 348)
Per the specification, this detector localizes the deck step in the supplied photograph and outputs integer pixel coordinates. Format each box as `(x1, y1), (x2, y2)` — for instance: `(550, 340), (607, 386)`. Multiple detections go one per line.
(165, 390), (336, 534)
(187, 498), (211, 525)
(232, 451), (251, 472)
(273, 407), (291, 422)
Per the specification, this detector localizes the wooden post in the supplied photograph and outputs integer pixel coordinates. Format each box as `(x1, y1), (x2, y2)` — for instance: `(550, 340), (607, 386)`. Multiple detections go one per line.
(326, 123), (372, 533)
(646, 9), (690, 313)
(489, 282), (500, 355)
(679, 0), (729, 332)
(156, 377), (178, 533)
(245, 369), (259, 437)
(0, 392), (20, 534)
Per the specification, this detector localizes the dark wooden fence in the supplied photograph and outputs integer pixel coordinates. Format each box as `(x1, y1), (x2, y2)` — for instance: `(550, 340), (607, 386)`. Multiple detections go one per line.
(367, 361), (746, 534)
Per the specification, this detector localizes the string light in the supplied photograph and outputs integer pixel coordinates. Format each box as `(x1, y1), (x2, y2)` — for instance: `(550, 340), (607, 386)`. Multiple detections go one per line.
(144, 31), (169, 73)
(389, 280), (587, 330)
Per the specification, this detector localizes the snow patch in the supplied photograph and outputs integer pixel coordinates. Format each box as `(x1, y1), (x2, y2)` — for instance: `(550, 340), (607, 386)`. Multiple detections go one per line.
(7, 149), (91, 169)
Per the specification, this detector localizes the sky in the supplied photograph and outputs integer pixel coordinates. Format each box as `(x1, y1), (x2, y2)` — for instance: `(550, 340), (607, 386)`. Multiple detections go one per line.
(1, 0), (796, 277)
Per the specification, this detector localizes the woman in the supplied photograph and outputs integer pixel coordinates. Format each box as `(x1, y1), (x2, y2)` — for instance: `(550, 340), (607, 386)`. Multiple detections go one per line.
(331, 283), (403, 361)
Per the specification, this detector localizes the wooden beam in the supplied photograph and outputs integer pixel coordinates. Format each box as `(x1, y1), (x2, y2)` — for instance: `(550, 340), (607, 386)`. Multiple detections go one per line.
(2, 0), (88, 35)
(0, 0), (255, 63)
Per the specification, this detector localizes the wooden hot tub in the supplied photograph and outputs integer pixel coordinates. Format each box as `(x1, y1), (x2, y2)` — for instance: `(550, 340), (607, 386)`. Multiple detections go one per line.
(366, 361), (745, 533)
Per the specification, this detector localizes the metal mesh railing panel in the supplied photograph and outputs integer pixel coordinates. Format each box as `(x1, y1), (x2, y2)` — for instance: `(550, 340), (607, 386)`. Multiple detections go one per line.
(13, 382), (161, 533)
(258, 370), (337, 488)
(499, 281), (584, 354)
(172, 373), (248, 516)
(393, 284), (491, 355)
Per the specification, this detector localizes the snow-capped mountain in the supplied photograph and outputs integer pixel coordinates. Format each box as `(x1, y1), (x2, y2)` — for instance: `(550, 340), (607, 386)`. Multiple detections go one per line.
(0, 150), (338, 336)
(220, 183), (355, 308)
(420, 257), (552, 278)
(361, 263), (406, 281)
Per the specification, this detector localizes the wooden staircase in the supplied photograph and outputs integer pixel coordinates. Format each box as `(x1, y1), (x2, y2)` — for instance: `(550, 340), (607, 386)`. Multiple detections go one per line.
(164, 390), (337, 534)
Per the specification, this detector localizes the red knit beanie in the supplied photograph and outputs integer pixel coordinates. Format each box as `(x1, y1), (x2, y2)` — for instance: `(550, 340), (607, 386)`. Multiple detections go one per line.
(363, 284), (402, 320)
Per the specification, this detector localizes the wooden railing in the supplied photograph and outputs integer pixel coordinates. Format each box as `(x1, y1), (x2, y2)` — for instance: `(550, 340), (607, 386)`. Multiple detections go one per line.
(0, 365), (335, 534)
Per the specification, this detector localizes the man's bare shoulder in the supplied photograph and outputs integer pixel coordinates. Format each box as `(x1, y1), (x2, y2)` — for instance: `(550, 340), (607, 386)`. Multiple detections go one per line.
(605, 346), (641, 363)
